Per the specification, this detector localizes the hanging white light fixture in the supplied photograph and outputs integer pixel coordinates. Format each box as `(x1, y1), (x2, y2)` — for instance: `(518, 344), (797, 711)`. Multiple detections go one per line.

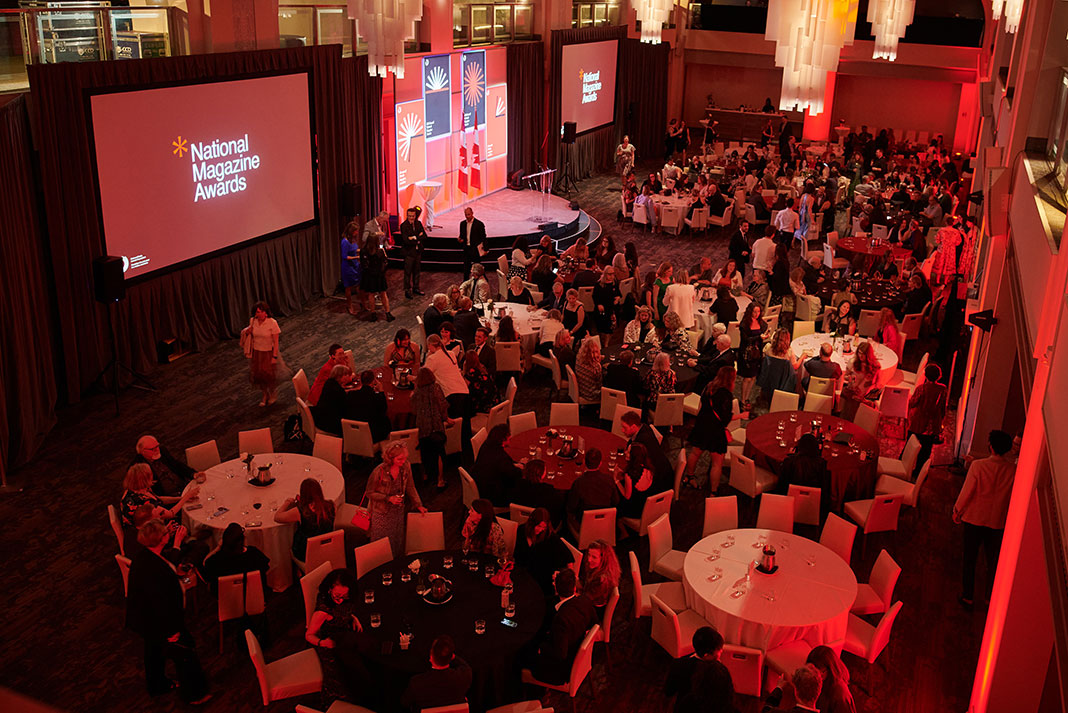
(347, 0), (424, 78)
(868, 0), (915, 61)
(991, 0), (1023, 34)
(636, 0), (673, 44)
(765, 0), (859, 115)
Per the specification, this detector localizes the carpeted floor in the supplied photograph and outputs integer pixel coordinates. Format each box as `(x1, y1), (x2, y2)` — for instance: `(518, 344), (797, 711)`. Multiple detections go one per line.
(0, 161), (983, 713)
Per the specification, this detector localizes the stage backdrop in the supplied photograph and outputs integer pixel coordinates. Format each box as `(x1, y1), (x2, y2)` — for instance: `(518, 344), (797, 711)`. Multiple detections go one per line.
(386, 47), (508, 218)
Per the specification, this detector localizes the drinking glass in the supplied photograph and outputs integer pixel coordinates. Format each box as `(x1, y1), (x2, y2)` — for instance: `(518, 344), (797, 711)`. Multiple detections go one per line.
(370, 613), (381, 628)
(400, 572), (411, 583)
(505, 602), (516, 618)
(485, 564), (496, 578)
(382, 572), (393, 586)
(474, 619), (486, 635)
(443, 555), (454, 569)
(467, 558), (479, 573)
(206, 489), (216, 501)
(364, 589), (375, 604)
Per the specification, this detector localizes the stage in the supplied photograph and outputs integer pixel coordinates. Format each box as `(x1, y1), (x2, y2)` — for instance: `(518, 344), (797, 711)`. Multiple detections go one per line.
(388, 188), (594, 270)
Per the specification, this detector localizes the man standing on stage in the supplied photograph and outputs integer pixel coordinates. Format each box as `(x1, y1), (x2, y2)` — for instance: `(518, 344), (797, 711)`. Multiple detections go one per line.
(400, 207), (427, 298)
(458, 207), (486, 277)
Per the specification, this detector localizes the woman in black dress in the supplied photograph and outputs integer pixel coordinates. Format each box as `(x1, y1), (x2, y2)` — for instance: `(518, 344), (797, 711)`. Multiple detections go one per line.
(360, 236), (393, 322)
(616, 443), (658, 520)
(737, 303), (767, 409)
(592, 265), (622, 344)
(306, 569), (374, 705)
(562, 288), (588, 341)
(514, 507), (572, 598)
(684, 367), (736, 491)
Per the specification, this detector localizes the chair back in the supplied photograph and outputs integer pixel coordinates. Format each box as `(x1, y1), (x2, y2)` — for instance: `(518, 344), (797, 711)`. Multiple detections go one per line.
(764, 313), (779, 335)
(854, 403), (880, 437)
(909, 460), (932, 507)
(628, 551), (645, 618)
(296, 397), (317, 442)
(650, 595), (683, 657)
(108, 504), (125, 555)
(406, 512), (445, 554)
(116, 554), (131, 595)
(820, 512), (857, 563)
(688, 207), (709, 230)
(576, 286), (596, 312)
(414, 315), (427, 354)
(652, 393), (684, 427)
(292, 368), (310, 402)
(578, 507), (617, 549)
(867, 601), (904, 663)
(300, 562), (332, 627)
(354, 537), (394, 580)
(727, 321), (741, 349)
(388, 427), (421, 465)
(505, 376), (518, 403)
(769, 390), (800, 413)
(870, 549), (902, 613)
(894, 330), (907, 362)
(901, 312), (924, 341)
(787, 485), (822, 526)
(238, 428), (273, 455)
(611, 405), (642, 438)
(459, 467), (480, 508)
(498, 254), (509, 275)
(497, 516), (520, 556)
(913, 351), (929, 388)
(509, 503), (535, 524)
(685, 329), (703, 351)
(341, 419), (377, 459)
(565, 365), (581, 405)
(792, 320), (815, 340)
(305, 530), (346, 573)
(823, 244), (835, 269)
(600, 387), (628, 422)
(803, 392), (833, 415)
(487, 399), (513, 432)
(568, 625), (601, 696)
(647, 513), (673, 572)
(807, 375), (835, 396)
(244, 629), (272, 705)
(899, 434), (922, 474)
(635, 490), (674, 536)
(702, 496), (738, 537)
(312, 433), (343, 473)
(826, 230), (840, 249)
(851, 216), (863, 235)
(764, 304), (782, 318)
(619, 277), (636, 299)
(599, 586), (620, 643)
(509, 411), (538, 434)
(218, 571), (266, 625)
(728, 452), (759, 498)
(185, 440), (221, 472)
(721, 645), (765, 697)
(445, 419), (463, 455)
(471, 428), (488, 460)
(550, 402), (580, 426)
(857, 310), (881, 337)
(660, 205), (683, 233)
(496, 270), (509, 299)
(422, 704), (470, 713)
(756, 493), (795, 532)
(865, 494), (904, 534)
(673, 449), (686, 500)
(872, 224), (889, 241)
(495, 341), (523, 373)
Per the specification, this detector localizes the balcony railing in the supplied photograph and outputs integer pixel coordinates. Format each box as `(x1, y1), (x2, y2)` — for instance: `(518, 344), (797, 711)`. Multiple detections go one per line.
(572, 2), (621, 29)
(453, 3), (535, 48)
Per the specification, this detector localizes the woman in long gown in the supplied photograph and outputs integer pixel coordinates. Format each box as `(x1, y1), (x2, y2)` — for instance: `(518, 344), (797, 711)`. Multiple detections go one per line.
(364, 441), (427, 553)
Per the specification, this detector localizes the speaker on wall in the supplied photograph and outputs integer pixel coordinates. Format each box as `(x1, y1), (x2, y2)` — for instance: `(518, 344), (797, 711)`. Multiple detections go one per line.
(340, 182), (361, 221)
(562, 121), (577, 145)
(92, 255), (125, 303)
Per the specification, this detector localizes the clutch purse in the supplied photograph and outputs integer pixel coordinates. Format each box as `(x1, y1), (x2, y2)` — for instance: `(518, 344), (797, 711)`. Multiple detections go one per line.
(350, 496), (371, 531)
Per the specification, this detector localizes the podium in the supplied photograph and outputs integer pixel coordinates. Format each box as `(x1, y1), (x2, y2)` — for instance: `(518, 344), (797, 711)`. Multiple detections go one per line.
(523, 168), (555, 222)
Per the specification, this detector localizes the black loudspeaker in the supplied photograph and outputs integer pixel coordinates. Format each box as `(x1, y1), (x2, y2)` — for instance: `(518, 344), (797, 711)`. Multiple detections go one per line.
(562, 121), (577, 144)
(340, 182), (361, 220)
(92, 255), (125, 303)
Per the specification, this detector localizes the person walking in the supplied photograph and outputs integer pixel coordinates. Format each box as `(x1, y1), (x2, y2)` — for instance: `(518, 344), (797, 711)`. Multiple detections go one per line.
(399, 207), (427, 298)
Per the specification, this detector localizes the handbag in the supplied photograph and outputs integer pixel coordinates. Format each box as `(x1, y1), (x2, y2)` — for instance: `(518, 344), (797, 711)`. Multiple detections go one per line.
(240, 326), (253, 358)
(490, 560), (514, 587)
(349, 495), (371, 531)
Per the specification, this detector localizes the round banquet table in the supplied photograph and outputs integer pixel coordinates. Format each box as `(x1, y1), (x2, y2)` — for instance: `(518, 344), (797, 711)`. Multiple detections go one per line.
(836, 236), (911, 270)
(815, 278), (904, 312)
(372, 366), (414, 426)
(791, 332), (897, 387)
(504, 425), (627, 491)
(683, 529), (858, 651)
(601, 342), (700, 394)
(694, 293), (752, 344)
(482, 302), (546, 358)
(184, 454), (345, 591)
(743, 410), (879, 508)
(354, 550), (546, 710)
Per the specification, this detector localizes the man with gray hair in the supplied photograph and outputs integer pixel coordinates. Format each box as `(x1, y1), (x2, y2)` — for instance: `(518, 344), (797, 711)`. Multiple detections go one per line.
(801, 342), (842, 391)
(689, 333), (734, 393)
(423, 293), (449, 341)
(134, 435), (194, 497)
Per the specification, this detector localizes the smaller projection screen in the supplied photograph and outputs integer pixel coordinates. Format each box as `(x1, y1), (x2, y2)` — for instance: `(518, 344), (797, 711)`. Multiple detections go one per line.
(560, 40), (618, 135)
(88, 72), (316, 280)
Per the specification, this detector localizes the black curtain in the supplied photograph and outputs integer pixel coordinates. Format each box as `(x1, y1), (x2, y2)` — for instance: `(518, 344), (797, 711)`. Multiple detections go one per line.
(27, 46), (349, 404)
(506, 41), (545, 176)
(616, 38), (670, 161)
(340, 55), (384, 225)
(0, 96), (58, 475)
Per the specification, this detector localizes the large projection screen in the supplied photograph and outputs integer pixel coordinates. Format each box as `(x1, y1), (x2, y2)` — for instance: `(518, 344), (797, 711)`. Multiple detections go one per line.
(88, 72), (317, 280)
(560, 40), (618, 135)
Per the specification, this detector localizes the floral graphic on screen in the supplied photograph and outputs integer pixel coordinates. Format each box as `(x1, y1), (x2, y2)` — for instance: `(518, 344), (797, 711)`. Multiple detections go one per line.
(397, 113), (424, 162)
(425, 65), (449, 92)
(463, 61), (485, 107)
(495, 96), (506, 118)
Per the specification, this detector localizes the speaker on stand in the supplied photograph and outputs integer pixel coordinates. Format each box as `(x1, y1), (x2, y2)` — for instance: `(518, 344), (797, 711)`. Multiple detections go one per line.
(91, 256), (156, 416)
(554, 121), (579, 197)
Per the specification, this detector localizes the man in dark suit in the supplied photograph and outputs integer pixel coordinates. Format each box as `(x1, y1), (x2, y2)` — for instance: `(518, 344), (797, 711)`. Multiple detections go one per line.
(728, 220), (752, 277)
(533, 568), (597, 685)
(344, 370), (392, 443)
(134, 435), (194, 498)
(423, 294), (448, 343)
(688, 334), (735, 394)
(539, 281), (567, 312)
(565, 449), (619, 534)
(472, 326), (497, 375)
(664, 626), (734, 713)
(399, 207), (427, 298)
(126, 520), (211, 704)
(458, 206), (487, 278)
(400, 635), (472, 712)
(453, 297), (481, 348)
(570, 259), (600, 289)
(604, 349), (645, 407)
(619, 410), (673, 483)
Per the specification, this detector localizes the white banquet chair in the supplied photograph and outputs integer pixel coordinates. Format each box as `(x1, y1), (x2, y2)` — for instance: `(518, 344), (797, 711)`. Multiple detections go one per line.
(245, 629), (322, 705)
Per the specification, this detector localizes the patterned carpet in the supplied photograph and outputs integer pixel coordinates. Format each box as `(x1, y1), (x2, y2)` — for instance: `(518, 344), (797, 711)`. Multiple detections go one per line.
(0, 161), (978, 713)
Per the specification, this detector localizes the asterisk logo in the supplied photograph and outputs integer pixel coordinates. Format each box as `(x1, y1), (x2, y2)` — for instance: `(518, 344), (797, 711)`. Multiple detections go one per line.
(172, 136), (188, 158)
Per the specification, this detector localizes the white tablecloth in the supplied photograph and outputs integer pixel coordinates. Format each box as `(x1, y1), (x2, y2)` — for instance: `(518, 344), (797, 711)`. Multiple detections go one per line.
(790, 332), (898, 386)
(484, 302), (547, 357)
(694, 293), (752, 346)
(184, 454), (345, 591)
(683, 529), (857, 651)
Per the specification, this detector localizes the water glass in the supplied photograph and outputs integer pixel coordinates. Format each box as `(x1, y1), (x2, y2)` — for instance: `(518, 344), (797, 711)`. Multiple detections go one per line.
(505, 602), (516, 618)
(485, 564), (496, 578)
(443, 555), (454, 569)
(805, 554), (817, 566)
(370, 613), (381, 628)
(382, 572), (393, 586)
(706, 550), (720, 562)
(474, 619), (486, 635)
(364, 589), (375, 604)
(400, 572), (411, 583)
(467, 558), (479, 573)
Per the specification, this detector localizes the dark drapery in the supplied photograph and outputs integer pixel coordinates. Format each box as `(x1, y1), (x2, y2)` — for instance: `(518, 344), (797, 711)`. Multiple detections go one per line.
(27, 46), (351, 404)
(0, 96), (58, 475)
(616, 38), (670, 161)
(340, 54), (384, 223)
(506, 41), (545, 176)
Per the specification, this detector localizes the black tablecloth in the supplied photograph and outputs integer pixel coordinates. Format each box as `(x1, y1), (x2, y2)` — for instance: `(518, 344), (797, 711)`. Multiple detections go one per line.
(601, 342), (699, 394)
(352, 550), (546, 710)
(816, 278), (904, 312)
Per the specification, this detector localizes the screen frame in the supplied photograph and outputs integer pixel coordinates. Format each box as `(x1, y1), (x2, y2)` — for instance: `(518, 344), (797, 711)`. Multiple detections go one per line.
(560, 39), (619, 138)
(84, 68), (320, 284)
